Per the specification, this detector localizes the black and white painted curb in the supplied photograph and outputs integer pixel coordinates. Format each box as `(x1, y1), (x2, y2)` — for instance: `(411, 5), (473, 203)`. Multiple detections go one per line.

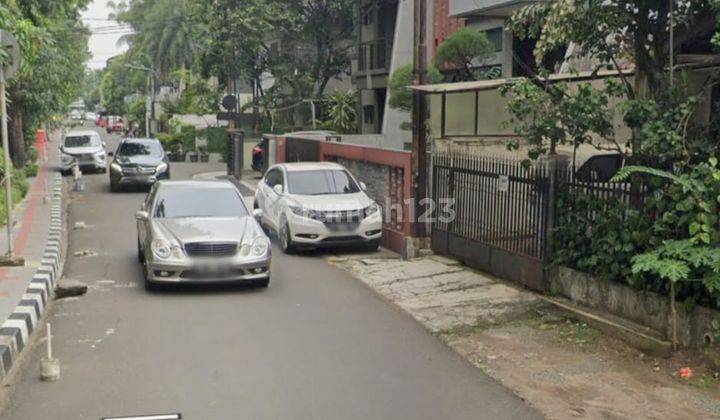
(0, 172), (63, 378)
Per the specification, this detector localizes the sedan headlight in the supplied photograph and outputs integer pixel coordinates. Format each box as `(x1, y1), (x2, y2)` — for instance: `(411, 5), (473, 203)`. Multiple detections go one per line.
(250, 237), (269, 256)
(151, 239), (172, 259)
(239, 237), (269, 257)
(110, 162), (122, 173)
(156, 163), (168, 173)
(364, 203), (379, 218)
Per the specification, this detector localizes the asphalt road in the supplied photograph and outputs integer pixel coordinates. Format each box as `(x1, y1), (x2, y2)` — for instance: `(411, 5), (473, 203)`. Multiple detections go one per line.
(0, 127), (541, 420)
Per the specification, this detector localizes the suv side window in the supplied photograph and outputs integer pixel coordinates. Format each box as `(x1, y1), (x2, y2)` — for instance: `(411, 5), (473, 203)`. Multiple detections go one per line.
(265, 169), (282, 187)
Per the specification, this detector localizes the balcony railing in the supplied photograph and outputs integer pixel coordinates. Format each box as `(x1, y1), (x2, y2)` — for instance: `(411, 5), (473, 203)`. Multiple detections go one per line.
(357, 38), (392, 74)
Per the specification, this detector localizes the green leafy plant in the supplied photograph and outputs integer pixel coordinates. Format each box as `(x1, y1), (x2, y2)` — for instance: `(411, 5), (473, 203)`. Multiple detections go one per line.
(324, 90), (358, 134)
(388, 64), (443, 130)
(436, 27), (496, 81)
(23, 162), (39, 178)
(611, 158), (720, 348)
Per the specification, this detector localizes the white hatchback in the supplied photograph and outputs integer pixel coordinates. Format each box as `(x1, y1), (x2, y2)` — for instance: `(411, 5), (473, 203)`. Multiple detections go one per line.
(254, 162), (382, 253)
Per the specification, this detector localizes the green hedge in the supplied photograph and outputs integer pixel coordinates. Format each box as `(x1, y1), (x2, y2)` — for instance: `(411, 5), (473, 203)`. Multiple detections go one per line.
(205, 127), (227, 154)
(179, 125), (196, 152)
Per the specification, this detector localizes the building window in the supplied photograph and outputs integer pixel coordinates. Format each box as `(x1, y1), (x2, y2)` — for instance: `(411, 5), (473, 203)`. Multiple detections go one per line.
(483, 28), (503, 53)
(361, 5), (373, 26)
(363, 105), (375, 124)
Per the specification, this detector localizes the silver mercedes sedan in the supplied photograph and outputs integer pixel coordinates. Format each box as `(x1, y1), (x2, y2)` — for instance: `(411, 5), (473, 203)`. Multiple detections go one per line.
(135, 180), (271, 290)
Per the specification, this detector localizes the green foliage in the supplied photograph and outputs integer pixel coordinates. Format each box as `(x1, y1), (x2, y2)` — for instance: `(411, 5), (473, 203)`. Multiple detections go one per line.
(100, 54), (146, 116)
(389, 64), (443, 113)
(558, 158), (720, 307)
(82, 69), (103, 112)
(197, 0), (354, 104)
(114, 0), (199, 78)
(204, 127), (227, 154)
(179, 124), (196, 153)
(324, 90), (357, 134)
(26, 146), (38, 164)
(23, 162), (38, 178)
(506, 0), (720, 311)
(554, 192), (652, 284)
(160, 69), (220, 116)
(500, 78), (618, 160)
(436, 27), (496, 81)
(1, 0), (91, 165)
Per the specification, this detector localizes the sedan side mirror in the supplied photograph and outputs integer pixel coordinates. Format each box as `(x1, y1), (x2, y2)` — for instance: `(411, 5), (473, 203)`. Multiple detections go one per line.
(359, 182), (367, 191)
(272, 184), (283, 195)
(252, 208), (263, 222)
(108, 151), (114, 157)
(135, 210), (149, 221)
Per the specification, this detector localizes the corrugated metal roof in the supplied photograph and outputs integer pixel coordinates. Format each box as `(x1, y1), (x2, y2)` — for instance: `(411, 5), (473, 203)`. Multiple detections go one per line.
(409, 68), (635, 93)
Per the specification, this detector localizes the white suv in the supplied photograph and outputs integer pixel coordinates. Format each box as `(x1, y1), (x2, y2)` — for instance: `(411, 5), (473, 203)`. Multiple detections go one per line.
(60, 130), (107, 174)
(254, 162), (382, 253)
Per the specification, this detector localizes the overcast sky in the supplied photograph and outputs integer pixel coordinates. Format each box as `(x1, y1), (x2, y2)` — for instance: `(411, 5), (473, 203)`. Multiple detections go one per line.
(82, 0), (130, 70)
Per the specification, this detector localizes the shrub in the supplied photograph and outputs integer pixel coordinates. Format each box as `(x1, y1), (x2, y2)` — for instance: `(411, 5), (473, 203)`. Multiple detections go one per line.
(179, 124), (196, 152)
(24, 163), (39, 178)
(204, 127), (227, 154)
(26, 146), (39, 164)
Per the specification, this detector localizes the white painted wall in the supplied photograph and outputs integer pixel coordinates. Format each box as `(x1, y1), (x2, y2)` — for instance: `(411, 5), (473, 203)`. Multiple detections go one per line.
(381, 0), (414, 150)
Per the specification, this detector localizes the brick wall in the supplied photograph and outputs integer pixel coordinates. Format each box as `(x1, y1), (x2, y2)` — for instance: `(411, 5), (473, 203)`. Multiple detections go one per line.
(432, 0), (465, 57)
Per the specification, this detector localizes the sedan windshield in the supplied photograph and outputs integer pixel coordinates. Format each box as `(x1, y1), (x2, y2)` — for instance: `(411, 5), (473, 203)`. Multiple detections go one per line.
(153, 187), (248, 218)
(118, 141), (163, 157)
(287, 170), (361, 195)
(64, 135), (99, 148)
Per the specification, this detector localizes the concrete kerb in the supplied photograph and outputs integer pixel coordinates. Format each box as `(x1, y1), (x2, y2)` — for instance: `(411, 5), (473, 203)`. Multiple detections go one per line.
(0, 170), (65, 382)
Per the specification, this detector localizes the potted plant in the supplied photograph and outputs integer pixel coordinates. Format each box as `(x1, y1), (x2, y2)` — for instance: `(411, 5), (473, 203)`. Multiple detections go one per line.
(188, 151), (199, 162)
(198, 146), (209, 162)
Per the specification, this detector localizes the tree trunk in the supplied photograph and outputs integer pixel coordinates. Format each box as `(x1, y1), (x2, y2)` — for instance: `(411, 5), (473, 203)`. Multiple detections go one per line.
(9, 108), (25, 169)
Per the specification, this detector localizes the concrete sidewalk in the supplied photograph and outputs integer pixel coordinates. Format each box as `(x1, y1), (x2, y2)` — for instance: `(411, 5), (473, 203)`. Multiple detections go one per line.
(330, 253), (720, 419)
(0, 138), (61, 324)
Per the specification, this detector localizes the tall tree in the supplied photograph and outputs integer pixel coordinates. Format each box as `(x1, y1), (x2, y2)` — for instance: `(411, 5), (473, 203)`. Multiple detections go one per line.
(1, 0), (90, 167)
(113, 0), (201, 77)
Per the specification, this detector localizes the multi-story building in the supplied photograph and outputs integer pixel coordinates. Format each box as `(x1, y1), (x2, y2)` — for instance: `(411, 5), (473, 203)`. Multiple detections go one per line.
(354, 0), (464, 149)
(355, 0), (402, 137)
(450, 0), (550, 78)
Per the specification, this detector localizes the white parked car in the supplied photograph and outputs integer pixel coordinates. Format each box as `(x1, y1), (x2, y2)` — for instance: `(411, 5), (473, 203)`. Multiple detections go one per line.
(254, 162), (382, 253)
(59, 130), (108, 174)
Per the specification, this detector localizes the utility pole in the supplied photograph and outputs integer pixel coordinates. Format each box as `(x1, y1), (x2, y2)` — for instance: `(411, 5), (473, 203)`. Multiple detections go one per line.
(0, 68), (13, 257)
(411, 0), (428, 239)
(125, 64), (156, 136)
(150, 66), (156, 136)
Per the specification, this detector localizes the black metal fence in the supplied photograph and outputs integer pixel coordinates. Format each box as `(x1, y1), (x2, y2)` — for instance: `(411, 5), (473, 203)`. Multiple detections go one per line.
(431, 152), (551, 290)
(430, 151), (649, 290)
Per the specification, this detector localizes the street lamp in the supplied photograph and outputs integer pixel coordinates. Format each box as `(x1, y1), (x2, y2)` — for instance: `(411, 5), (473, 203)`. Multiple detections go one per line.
(125, 63), (156, 137)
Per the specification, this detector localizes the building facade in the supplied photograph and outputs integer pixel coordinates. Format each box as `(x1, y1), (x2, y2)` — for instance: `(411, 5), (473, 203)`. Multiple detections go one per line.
(450, 0), (550, 78)
(354, 0), (465, 149)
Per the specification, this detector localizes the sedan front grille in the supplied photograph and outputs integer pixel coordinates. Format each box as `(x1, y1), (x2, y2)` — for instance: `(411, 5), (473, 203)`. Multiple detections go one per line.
(184, 242), (237, 257)
(122, 166), (156, 175)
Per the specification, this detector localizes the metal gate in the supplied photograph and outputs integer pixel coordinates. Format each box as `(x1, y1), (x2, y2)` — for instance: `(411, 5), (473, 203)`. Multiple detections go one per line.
(431, 152), (551, 290)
